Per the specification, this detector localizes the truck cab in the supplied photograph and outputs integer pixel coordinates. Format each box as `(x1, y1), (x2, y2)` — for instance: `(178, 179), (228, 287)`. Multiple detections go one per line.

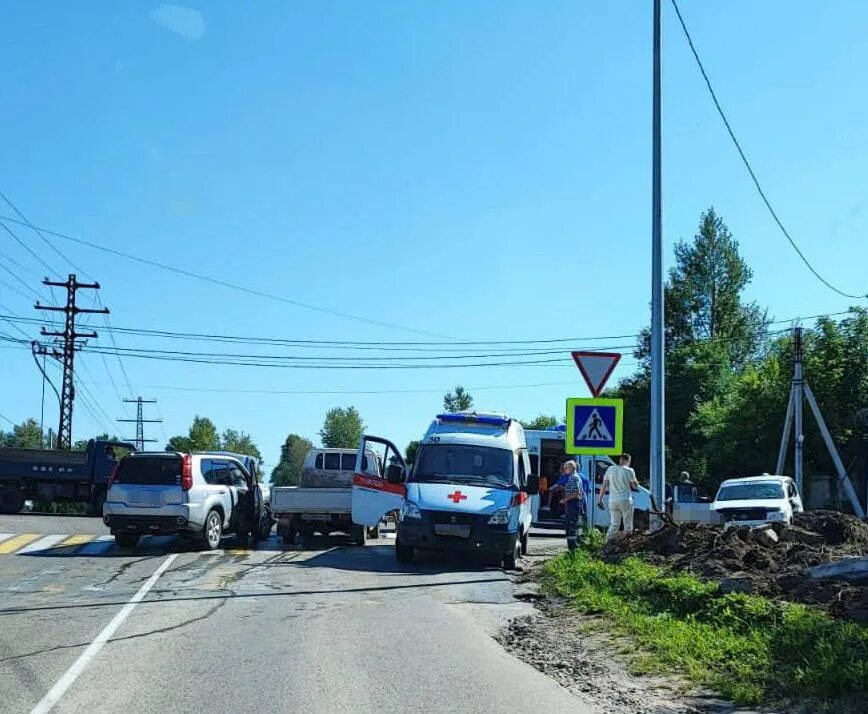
(351, 412), (539, 569)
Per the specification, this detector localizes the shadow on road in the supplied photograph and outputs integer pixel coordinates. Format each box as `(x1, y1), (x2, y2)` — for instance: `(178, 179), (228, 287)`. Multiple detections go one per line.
(0, 573), (511, 616)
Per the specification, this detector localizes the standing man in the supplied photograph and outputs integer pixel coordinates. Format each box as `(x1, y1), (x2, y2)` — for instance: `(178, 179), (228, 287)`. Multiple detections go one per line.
(598, 453), (639, 540)
(559, 460), (586, 552)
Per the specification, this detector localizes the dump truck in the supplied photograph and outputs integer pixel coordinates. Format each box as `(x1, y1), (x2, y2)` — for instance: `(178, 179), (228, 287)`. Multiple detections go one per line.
(0, 439), (136, 514)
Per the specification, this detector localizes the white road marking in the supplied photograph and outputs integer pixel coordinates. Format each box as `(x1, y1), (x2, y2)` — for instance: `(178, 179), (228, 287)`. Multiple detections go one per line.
(17, 534), (66, 554)
(29, 553), (178, 714)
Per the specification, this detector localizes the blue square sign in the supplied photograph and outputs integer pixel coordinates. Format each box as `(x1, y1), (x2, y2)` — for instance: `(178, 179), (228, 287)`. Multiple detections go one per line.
(565, 398), (623, 455)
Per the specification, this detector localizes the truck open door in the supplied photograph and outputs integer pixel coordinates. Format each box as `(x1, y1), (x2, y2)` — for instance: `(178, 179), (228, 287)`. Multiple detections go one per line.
(351, 435), (407, 526)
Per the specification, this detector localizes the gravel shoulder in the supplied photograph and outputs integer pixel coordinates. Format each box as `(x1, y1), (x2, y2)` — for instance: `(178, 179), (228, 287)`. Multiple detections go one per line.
(498, 558), (783, 714)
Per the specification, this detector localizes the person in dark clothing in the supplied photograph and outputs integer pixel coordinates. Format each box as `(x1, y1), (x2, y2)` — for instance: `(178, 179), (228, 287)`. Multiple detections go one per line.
(560, 460), (586, 552)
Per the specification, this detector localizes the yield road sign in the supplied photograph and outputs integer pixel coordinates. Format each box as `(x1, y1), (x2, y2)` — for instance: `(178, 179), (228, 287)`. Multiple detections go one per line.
(571, 351), (621, 397)
(565, 397), (623, 455)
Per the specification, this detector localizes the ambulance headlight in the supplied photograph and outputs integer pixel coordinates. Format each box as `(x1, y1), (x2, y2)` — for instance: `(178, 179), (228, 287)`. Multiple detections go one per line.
(401, 502), (422, 520)
(487, 509), (510, 525)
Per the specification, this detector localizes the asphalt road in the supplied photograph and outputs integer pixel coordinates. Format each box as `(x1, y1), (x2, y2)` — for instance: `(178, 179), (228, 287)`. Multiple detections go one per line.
(0, 514), (588, 714)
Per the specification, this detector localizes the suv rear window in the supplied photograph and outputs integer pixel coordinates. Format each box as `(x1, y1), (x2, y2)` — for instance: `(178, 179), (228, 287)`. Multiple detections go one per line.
(324, 453), (341, 470)
(341, 453), (356, 470)
(115, 455), (181, 485)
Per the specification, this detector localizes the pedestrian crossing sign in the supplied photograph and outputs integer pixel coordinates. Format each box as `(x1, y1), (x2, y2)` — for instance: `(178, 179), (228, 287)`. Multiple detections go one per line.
(565, 397), (623, 455)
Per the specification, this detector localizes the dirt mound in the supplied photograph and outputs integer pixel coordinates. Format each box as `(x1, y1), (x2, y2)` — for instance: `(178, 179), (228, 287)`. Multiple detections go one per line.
(600, 511), (868, 621)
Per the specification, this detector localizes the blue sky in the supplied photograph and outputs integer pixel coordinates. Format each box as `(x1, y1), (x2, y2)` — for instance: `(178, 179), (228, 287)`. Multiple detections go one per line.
(1, 1), (866, 475)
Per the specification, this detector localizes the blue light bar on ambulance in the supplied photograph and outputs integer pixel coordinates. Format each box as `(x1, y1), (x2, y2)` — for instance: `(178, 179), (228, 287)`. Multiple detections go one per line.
(436, 413), (511, 427)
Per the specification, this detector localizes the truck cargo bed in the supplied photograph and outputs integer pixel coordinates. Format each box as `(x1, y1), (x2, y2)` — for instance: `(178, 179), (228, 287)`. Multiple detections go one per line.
(270, 487), (352, 514)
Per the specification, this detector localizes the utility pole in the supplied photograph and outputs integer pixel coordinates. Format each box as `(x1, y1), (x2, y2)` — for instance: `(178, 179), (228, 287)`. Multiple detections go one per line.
(793, 327), (804, 492)
(118, 397), (162, 451)
(649, 0), (666, 522)
(35, 274), (108, 450)
(776, 326), (865, 518)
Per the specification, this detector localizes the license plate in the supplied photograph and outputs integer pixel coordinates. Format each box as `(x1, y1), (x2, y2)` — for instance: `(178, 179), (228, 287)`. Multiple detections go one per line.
(301, 514), (331, 521)
(434, 524), (471, 538)
(131, 492), (160, 506)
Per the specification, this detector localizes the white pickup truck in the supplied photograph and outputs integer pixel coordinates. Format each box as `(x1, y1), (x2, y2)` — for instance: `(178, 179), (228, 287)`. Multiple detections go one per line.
(271, 447), (382, 546)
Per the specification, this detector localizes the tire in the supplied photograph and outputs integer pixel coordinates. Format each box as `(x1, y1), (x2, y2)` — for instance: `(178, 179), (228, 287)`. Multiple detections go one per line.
(367, 524), (381, 540)
(115, 533), (139, 548)
(0, 484), (25, 514)
(520, 530), (529, 556)
(235, 529), (250, 547)
(395, 541), (415, 564)
(258, 510), (273, 540)
(201, 509), (223, 550)
(503, 538), (521, 570)
(352, 524), (367, 547)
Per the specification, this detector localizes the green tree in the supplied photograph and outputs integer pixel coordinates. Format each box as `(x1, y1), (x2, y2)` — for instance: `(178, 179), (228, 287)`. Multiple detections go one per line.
(405, 440), (421, 465)
(220, 429), (262, 460)
(271, 433), (313, 486)
(520, 415), (559, 430)
(0, 418), (43, 448)
(166, 416), (219, 452)
(615, 208), (768, 484)
(443, 385), (473, 413)
(319, 407), (365, 448)
(73, 433), (120, 451)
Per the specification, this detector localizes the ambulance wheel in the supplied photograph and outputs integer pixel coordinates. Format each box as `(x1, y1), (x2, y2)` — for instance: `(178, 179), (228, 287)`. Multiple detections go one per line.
(520, 531), (529, 556)
(503, 539), (521, 570)
(395, 541), (414, 564)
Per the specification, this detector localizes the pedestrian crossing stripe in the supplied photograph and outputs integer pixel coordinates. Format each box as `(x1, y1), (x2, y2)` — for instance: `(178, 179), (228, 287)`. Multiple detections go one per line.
(0, 533), (43, 554)
(0, 533), (116, 556)
(0, 533), (287, 556)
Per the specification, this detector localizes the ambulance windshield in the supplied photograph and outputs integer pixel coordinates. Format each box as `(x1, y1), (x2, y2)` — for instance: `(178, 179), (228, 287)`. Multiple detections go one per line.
(412, 444), (514, 489)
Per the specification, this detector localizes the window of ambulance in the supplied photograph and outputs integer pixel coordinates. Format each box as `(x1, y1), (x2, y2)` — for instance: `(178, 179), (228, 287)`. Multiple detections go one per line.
(412, 444), (514, 489)
(114, 455), (181, 485)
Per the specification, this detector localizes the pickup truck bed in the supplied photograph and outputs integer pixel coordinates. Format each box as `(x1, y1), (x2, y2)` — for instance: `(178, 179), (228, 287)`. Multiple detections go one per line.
(270, 487), (351, 514)
(271, 486), (376, 545)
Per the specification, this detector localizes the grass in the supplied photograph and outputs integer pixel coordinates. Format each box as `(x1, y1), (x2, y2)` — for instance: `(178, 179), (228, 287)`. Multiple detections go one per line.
(543, 545), (868, 710)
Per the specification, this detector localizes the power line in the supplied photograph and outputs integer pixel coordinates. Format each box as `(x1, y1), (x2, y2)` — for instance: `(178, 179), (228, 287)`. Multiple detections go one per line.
(0, 219), (60, 278)
(670, 0), (867, 301)
(0, 215), (457, 339)
(96, 293), (135, 398)
(0, 259), (44, 302)
(0, 189), (91, 279)
(0, 276), (37, 303)
(0, 308), (852, 351)
(0, 410), (15, 426)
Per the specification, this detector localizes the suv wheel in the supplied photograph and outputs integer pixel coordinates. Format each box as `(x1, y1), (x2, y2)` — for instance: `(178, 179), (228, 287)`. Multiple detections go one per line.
(503, 538), (521, 570)
(395, 540), (414, 564)
(115, 533), (139, 549)
(202, 510), (223, 550)
(0, 484), (25, 514)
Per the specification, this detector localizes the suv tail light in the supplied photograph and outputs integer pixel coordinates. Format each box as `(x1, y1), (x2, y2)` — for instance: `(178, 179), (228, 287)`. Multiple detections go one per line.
(181, 454), (193, 491)
(107, 463), (120, 490)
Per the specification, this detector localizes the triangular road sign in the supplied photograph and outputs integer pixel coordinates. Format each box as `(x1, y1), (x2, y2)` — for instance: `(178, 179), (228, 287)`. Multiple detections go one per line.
(571, 351), (621, 397)
(576, 408), (614, 442)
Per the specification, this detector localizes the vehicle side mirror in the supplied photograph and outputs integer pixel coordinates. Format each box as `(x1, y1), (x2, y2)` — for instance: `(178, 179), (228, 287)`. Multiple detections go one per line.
(525, 474), (540, 495)
(386, 463), (405, 485)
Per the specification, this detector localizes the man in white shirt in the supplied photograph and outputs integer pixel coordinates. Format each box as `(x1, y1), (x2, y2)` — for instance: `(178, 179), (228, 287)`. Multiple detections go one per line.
(597, 453), (639, 540)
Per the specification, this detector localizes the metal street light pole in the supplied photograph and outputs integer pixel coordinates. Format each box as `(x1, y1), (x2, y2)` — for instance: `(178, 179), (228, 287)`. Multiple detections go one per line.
(650, 0), (666, 524)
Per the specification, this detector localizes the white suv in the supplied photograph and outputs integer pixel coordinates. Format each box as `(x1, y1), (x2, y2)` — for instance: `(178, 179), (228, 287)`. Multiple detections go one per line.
(103, 451), (271, 549)
(712, 474), (804, 527)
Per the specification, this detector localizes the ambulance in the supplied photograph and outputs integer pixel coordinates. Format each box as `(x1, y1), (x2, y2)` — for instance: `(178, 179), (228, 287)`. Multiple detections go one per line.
(525, 425), (653, 530)
(350, 412), (538, 568)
